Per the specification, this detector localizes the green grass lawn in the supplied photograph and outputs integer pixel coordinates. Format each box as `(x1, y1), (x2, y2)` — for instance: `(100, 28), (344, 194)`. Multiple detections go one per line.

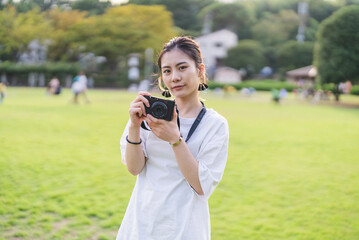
(1, 87), (359, 240)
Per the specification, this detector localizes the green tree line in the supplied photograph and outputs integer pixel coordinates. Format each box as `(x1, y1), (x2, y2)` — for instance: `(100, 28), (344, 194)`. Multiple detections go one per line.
(0, 2), (176, 86)
(0, 0), (358, 89)
(0, 4), (175, 63)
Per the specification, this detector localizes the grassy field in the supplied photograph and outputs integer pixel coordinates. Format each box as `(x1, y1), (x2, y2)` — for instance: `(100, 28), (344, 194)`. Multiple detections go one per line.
(0, 87), (358, 240)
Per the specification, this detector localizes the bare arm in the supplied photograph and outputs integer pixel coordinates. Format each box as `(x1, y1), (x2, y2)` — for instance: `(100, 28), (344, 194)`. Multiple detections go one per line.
(171, 140), (204, 195)
(124, 92), (150, 176)
(125, 125), (146, 176)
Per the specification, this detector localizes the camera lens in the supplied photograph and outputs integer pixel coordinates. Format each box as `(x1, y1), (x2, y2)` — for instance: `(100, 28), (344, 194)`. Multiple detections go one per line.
(151, 102), (167, 119)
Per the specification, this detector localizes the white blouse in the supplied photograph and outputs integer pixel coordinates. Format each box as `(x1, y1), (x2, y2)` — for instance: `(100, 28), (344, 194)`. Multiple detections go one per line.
(117, 108), (229, 240)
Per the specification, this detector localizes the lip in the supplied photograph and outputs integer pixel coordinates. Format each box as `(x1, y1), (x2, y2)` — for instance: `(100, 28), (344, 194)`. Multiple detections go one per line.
(172, 85), (184, 90)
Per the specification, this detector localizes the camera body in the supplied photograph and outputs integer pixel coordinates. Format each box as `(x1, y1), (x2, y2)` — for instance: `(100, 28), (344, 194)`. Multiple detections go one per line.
(144, 95), (175, 121)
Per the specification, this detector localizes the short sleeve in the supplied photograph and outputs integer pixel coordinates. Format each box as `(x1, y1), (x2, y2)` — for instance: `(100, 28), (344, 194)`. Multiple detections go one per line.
(120, 120), (148, 165)
(196, 119), (229, 199)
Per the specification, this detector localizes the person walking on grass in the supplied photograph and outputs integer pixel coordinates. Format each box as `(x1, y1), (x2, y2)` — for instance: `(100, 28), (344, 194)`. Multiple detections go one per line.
(117, 36), (229, 240)
(71, 71), (90, 104)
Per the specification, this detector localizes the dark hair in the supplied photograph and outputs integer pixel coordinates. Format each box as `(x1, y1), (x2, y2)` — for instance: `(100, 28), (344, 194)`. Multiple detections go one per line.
(157, 36), (207, 91)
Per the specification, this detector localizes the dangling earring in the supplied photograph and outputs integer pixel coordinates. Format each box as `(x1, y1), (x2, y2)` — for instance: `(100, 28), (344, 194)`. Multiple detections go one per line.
(162, 89), (171, 98)
(198, 83), (208, 91)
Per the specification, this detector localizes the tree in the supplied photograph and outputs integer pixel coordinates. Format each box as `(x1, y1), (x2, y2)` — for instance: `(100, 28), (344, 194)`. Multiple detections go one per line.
(252, 10), (299, 47)
(199, 2), (256, 39)
(70, 0), (112, 16)
(13, 8), (52, 51)
(68, 5), (176, 71)
(224, 40), (266, 76)
(314, 6), (359, 101)
(46, 9), (87, 61)
(15, 0), (61, 13)
(0, 7), (52, 61)
(339, 0), (359, 6)
(308, 0), (340, 22)
(304, 18), (320, 42)
(0, 0), (15, 10)
(128, 0), (214, 32)
(276, 41), (314, 76)
(250, 0), (298, 19)
(0, 7), (17, 60)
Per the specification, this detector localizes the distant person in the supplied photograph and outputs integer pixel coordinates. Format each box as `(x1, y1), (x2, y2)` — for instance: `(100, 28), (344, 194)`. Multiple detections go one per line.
(271, 88), (280, 103)
(240, 87), (251, 96)
(0, 82), (6, 104)
(344, 80), (352, 94)
(224, 85), (236, 97)
(338, 82), (346, 94)
(71, 74), (81, 103)
(249, 87), (256, 94)
(279, 88), (288, 99)
(312, 89), (324, 104)
(117, 36), (229, 240)
(47, 77), (61, 95)
(71, 71), (90, 104)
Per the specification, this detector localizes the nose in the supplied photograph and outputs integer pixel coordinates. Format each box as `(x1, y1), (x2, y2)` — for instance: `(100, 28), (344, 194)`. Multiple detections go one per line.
(171, 70), (181, 82)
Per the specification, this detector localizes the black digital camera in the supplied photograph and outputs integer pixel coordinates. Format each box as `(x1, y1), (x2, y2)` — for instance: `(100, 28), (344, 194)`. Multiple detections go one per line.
(143, 95), (175, 121)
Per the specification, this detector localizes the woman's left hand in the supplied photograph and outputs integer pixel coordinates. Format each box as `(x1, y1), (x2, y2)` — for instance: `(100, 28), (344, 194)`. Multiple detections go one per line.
(144, 107), (180, 144)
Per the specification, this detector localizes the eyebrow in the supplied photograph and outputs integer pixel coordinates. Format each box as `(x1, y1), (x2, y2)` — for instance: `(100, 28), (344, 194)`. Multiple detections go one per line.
(162, 61), (188, 69)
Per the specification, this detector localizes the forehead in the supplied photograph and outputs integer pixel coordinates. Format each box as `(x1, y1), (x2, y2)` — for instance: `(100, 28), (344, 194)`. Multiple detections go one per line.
(161, 49), (195, 68)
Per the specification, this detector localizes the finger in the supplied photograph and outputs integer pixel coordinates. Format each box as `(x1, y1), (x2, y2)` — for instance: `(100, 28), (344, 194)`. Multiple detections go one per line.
(129, 107), (144, 118)
(144, 116), (153, 129)
(132, 94), (147, 104)
(138, 91), (151, 107)
(131, 97), (149, 112)
(132, 94), (150, 108)
(129, 109), (141, 118)
(144, 115), (152, 126)
(138, 91), (151, 96)
(146, 114), (161, 124)
(171, 105), (178, 123)
(137, 95), (150, 107)
(131, 102), (147, 116)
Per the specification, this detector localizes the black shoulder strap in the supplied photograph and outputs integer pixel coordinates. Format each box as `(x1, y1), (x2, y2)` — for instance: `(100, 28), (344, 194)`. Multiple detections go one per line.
(185, 105), (206, 142)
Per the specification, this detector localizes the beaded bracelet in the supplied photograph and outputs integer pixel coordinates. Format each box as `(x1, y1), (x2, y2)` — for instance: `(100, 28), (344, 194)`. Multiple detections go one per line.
(126, 135), (142, 145)
(170, 136), (183, 146)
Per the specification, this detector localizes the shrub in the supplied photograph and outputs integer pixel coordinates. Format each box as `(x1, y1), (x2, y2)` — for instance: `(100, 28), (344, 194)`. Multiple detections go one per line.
(321, 83), (336, 92)
(239, 80), (297, 92)
(207, 81), (227, 90)
(0, 61), (79, 75)
(350, 85), (359, 96)
(207, 79), (297, 92)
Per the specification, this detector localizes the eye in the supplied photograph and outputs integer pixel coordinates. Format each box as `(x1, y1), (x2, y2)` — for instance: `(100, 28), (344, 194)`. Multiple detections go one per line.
(163, 69), (170, 74)
(179, 66), (187, 71)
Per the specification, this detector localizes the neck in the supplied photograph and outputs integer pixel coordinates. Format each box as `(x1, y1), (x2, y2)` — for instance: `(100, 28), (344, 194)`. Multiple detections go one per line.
(175, 94), (202, 118)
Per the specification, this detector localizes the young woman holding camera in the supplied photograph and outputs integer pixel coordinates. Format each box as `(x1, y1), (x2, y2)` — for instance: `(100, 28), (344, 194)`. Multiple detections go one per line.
(117, 36), (229, 240)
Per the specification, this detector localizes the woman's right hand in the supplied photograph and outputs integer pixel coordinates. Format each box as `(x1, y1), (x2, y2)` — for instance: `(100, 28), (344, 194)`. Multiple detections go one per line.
(129, 91), (151, 128)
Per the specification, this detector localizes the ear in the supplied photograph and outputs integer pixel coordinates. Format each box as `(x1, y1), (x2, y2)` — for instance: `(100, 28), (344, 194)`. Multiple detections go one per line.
(198, 64), (205, 79)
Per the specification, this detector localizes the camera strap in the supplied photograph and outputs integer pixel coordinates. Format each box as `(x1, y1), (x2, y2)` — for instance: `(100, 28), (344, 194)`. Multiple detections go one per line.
(182, 102), (206, 143)
(140, 102), (206, 143)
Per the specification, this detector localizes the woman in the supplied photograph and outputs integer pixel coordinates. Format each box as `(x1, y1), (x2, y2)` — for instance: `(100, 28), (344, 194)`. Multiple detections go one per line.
(117, 36), (229, 239)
